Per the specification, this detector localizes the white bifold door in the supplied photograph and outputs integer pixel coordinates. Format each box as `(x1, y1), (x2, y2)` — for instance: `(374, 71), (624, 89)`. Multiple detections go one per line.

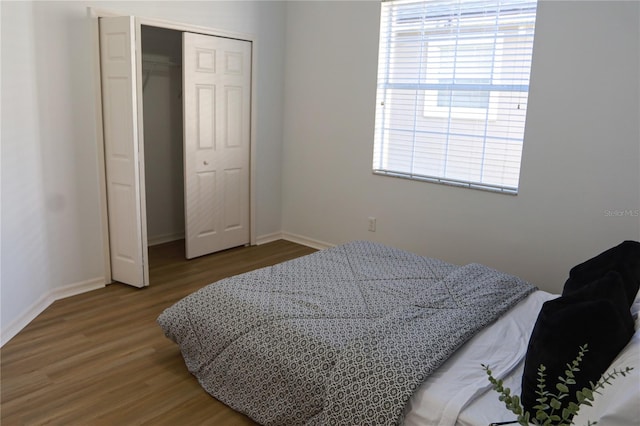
(99, 17), (252, 287)
(99, 16), (148, 287)
(183, 33), (251, 259)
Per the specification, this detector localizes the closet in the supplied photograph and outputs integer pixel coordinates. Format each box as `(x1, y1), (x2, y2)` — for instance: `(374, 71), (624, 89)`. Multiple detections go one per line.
(141, 26), (185, 248)
(99, 17), (253, 289)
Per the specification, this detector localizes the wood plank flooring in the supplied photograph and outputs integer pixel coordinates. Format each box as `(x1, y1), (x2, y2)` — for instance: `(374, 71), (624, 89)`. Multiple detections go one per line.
(1, 240), (316, 425)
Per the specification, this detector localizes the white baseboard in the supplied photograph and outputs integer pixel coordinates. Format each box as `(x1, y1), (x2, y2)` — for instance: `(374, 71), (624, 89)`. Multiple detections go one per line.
(255, 231), (334, 250)
(1, 277), (105, 347)
(255, 231), (284, 245)
(281, 232), (334, 250)
(147, 232), (185, 246)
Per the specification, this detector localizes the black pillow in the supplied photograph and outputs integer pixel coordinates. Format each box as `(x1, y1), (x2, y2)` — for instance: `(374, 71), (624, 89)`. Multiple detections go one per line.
(563, 240), (640, 305)
(521, 271), (635, 416)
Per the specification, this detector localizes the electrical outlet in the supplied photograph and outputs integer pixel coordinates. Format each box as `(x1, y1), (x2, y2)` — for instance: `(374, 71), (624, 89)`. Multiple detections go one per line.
(368, 217), (376, 232)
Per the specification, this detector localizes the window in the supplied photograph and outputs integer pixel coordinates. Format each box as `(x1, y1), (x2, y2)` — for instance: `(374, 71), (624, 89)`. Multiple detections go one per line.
(373, 0), (538, 194)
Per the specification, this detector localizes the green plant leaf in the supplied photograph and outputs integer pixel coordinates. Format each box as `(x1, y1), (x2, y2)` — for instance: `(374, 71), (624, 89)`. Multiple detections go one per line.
(582, 388), (594, 400)
(484, 342), (632, 426)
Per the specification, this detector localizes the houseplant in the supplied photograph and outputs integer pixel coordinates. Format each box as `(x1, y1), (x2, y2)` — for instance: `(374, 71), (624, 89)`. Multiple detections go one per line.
(482, 344), (633, 426)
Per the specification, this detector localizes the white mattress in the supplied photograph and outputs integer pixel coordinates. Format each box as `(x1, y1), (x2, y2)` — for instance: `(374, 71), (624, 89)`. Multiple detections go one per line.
(404, 290), (557, 426)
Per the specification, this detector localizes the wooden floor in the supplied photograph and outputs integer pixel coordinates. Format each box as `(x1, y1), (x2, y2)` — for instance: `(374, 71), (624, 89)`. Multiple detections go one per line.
(1, 240), (316, 425)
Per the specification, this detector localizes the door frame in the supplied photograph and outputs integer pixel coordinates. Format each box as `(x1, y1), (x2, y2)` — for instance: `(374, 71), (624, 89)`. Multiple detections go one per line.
(89, 7), (258, 284)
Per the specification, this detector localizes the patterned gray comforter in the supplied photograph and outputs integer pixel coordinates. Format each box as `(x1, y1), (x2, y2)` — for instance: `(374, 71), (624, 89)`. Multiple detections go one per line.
(157, 241), (535, 425)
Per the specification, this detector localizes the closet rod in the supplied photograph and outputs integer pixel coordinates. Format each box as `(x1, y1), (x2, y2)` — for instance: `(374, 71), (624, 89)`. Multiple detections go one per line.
(142, 59), (182, 91)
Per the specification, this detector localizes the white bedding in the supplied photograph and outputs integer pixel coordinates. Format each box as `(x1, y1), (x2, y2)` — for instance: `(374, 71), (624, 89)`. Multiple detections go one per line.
(404, 291), (557, 426)
(405, 290), (640, 426)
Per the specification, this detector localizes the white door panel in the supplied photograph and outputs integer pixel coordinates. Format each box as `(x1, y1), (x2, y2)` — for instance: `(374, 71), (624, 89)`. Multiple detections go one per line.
(183, 33), (251, 259)
(99, 16), (148, 287)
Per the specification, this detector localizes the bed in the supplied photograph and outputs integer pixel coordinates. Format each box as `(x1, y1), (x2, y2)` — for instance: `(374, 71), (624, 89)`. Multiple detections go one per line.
(158, 240), (640, 425)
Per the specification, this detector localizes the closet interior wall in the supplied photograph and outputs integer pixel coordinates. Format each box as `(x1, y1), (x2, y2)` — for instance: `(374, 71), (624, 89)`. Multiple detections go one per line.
(141, 26), (185, 247)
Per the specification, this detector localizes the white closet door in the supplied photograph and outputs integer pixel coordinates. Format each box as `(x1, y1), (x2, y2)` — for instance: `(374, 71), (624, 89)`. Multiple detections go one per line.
(99, 16), (149, 287)
(183, 33), (251, 259)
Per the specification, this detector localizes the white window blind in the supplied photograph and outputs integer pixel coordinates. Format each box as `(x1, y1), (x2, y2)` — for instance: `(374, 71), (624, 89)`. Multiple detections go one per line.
(373, 0), (538, 194)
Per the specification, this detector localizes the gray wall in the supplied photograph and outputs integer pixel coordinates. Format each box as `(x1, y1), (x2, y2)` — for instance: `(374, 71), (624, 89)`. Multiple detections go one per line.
(281, 0), (640, 293)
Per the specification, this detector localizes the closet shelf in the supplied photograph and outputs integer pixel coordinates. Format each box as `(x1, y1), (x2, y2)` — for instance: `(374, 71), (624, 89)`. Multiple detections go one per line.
(143, 58), (181, 67)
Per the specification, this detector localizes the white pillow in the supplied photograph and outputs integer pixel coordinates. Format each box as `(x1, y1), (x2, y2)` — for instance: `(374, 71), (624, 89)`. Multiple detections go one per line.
(570, 313), (639, 426)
